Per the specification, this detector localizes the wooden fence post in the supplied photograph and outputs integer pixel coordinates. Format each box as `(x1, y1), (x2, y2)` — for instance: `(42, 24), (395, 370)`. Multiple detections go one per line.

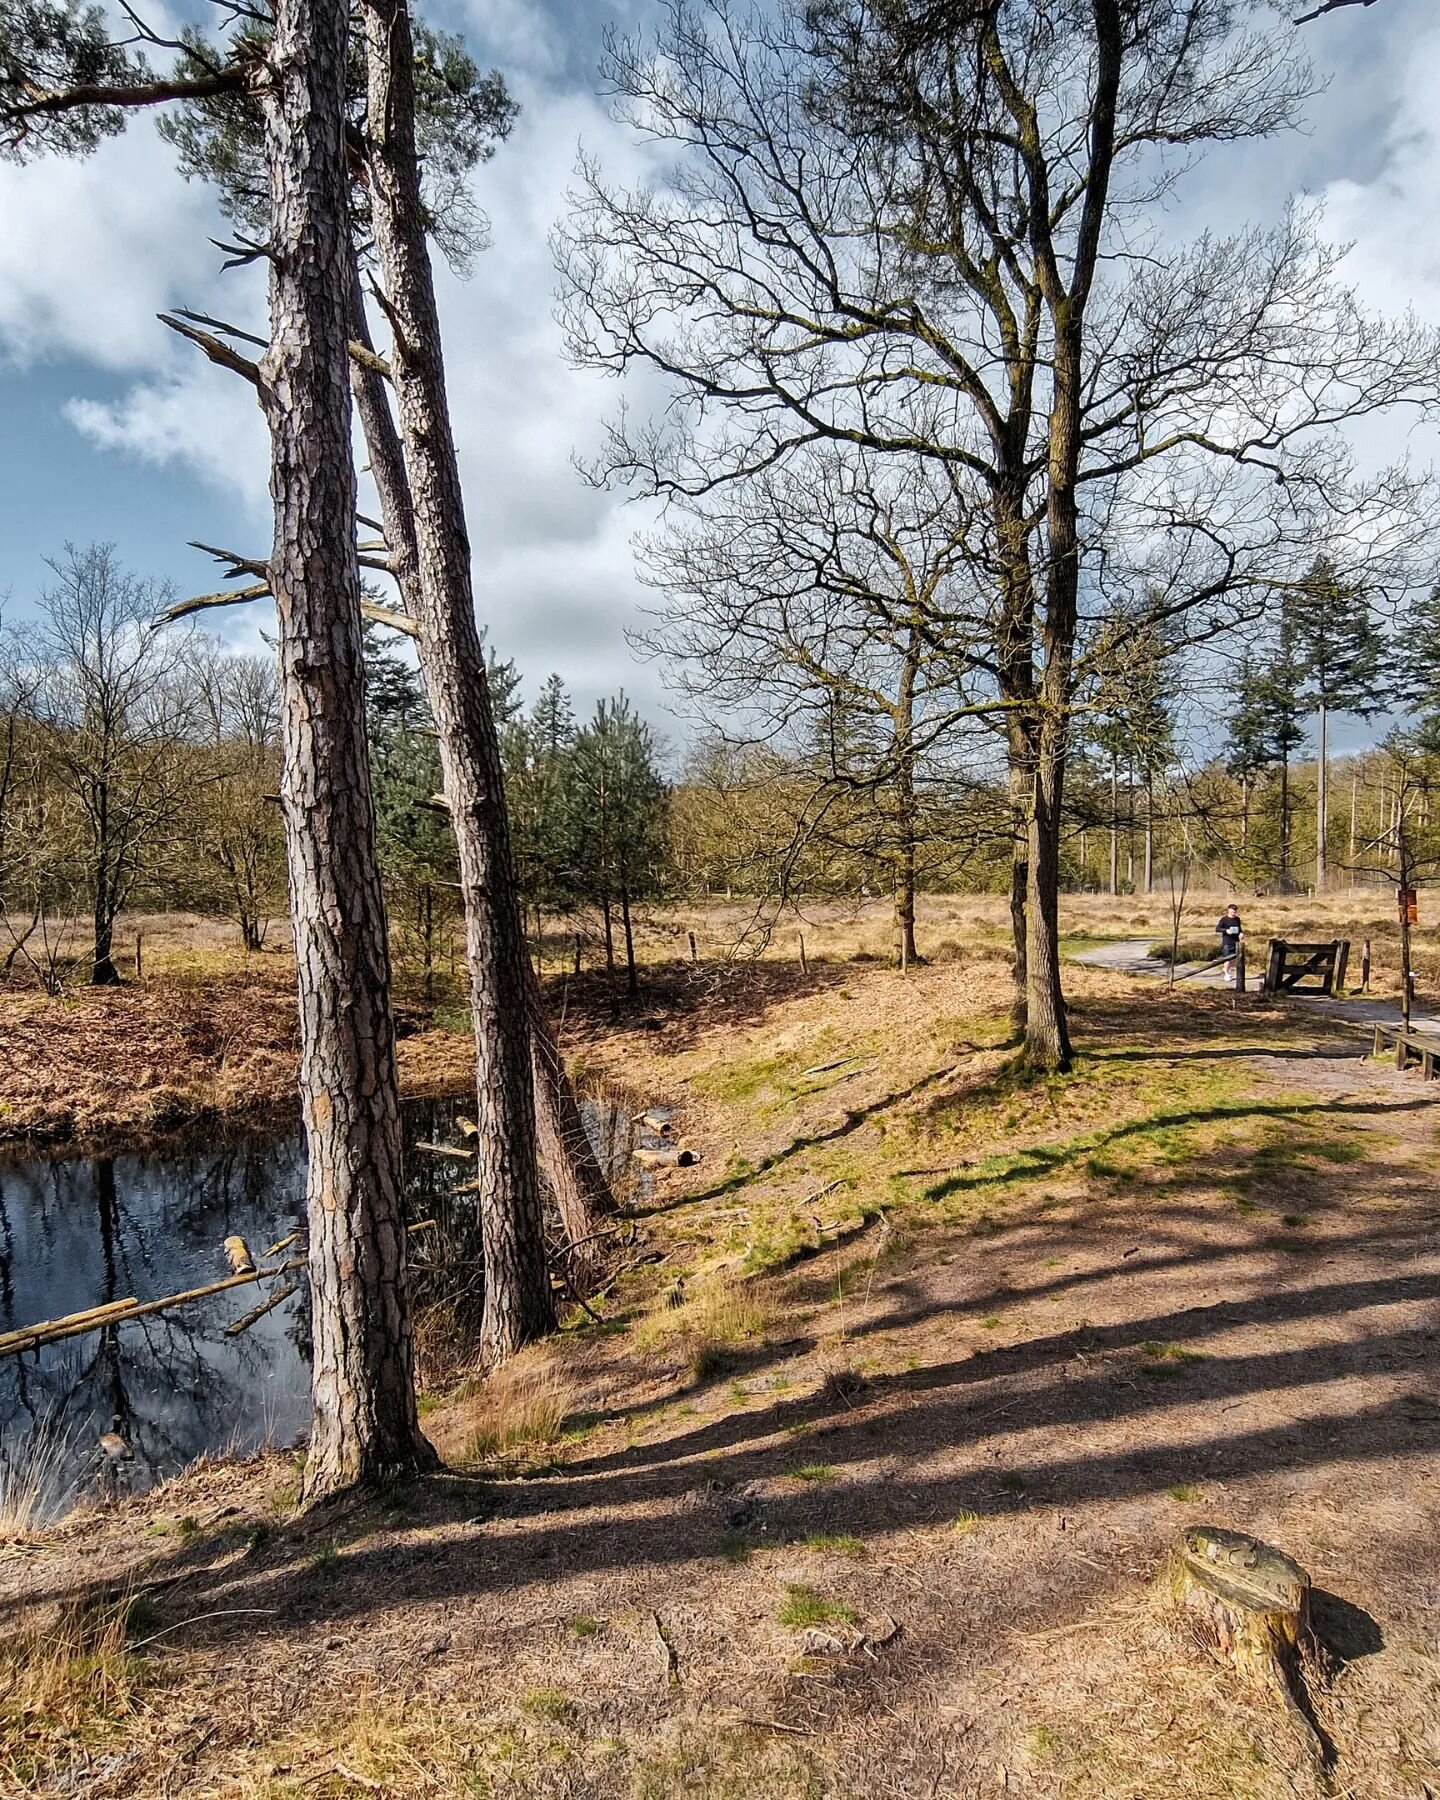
(1332, 938), (1350, 995)
(798, 933), (808, 977)
(573, 933), (582, 977)
(1361, 938), (1371, 992)
(134, 930), (143, 982)
(1234, 941), (1246, 995)
(688, 931), (698, 964)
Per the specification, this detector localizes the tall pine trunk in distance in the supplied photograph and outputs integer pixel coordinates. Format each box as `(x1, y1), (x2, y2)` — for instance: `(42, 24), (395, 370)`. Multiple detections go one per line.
(346, 270), (618, 1291)
(892, 641), (920, 967)
(359, 0), (556, 1361)
(1316, 700), (1328, 894)
(620, 883), (637, 996)
(260, 0), (431, 1497)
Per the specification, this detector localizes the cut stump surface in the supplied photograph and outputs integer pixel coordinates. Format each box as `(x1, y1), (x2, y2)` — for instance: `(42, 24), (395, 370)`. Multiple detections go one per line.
(1167, 1526), (1331, 1782)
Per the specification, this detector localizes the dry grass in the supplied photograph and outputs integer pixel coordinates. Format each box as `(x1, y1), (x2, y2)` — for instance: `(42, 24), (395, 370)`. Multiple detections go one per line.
(632, 1277), (772, 1387)
(0, 1602), (152, 1795)
(425, 1353), (578, 1465)
(2, 921), (1438, 1799)
(0, 1417), (73, 1543)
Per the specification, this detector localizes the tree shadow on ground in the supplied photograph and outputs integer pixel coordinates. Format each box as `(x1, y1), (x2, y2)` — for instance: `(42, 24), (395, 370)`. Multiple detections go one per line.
(28, 1173), (1433, 1655)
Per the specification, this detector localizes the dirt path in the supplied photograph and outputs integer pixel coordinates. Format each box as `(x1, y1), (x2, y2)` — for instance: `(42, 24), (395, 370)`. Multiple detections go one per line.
(1076, 936), (1440, 1036)
(3, 964), (1437, 1799)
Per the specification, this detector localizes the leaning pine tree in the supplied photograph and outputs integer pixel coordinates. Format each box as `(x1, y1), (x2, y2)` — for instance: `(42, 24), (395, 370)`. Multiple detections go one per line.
(1, 0), (434, 1494)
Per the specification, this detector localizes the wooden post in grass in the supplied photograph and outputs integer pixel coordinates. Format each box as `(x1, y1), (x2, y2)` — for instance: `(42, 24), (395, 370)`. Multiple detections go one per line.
(134, 931), (143, 982)
(1234, 941), (1246, 996)
(688, 930), (698, 964)
(573, 933), (582, 977)
(798, 933), (809, 977)
(1361, 938), (1371, 991)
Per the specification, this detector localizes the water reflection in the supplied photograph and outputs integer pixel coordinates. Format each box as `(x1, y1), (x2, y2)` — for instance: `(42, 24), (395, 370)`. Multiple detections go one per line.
(0, 1093), (637, 1520)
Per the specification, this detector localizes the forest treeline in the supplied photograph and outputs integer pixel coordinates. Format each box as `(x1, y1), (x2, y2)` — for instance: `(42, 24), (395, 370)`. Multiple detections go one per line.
(4, 544), (1438, 1001)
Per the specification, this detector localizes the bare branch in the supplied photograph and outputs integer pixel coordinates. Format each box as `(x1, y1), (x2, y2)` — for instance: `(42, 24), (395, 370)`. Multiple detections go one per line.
(162, 581), (272, 624)
(189, 541), (271, 582)
(1295, 0), (1379, 21)
(359, 599), (418, 639)
(172, 308), (268, 351)
(159, 313), (263, 390)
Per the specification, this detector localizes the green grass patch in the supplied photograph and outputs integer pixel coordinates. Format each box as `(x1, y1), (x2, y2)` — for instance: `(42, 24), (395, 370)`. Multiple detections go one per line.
(788, 1464), (836, 1484)
(776, 1584), (857, 1629)
(802, 1531), (865, 1556)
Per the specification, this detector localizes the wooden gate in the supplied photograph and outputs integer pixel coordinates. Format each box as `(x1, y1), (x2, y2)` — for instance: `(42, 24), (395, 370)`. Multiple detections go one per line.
(1261, 939), (1350, 997)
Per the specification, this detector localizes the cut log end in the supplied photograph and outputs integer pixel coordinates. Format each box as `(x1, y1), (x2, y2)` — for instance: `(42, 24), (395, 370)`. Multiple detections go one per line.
(224, 1234), (256, 1275)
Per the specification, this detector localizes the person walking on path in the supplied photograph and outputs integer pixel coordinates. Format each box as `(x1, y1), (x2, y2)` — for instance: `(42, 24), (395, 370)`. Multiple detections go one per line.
(1216, 904), (1244, 986)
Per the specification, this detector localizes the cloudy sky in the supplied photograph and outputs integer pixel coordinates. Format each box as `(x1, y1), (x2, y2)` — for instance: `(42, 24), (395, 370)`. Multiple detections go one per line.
(1, 0), (1438, 745)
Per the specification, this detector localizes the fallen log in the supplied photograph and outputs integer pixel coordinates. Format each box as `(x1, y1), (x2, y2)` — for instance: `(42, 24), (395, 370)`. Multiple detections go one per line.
(634, 1146), (699, 1170)
(1166, 1525), (1329, 1778)
(0, 1257), (308, 1359)
(0, 1296), (139, 1354)
(414, 1141), (474, 1161)
(224, 1280), (299, 1337)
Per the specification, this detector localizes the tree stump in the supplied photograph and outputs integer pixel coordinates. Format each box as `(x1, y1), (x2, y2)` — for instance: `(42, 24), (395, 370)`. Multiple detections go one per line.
(1167, 1526), (1330, 1780)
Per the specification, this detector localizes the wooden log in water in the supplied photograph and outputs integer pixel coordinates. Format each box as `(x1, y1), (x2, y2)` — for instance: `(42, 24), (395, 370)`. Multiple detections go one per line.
(0, 1296), (139, 1355)
(224, 1234), (256, 1274)
(224, 1280), (299, 1337)
(0, 1256), (309, 1359)
(1166, 1525), (1328, 1776)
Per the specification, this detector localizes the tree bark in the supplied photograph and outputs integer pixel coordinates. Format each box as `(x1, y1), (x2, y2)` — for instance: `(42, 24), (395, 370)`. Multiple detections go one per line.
(528, 964), (616, 1290)
(346, 270), (615, 1253)
(92, 868), (119, 985)
(893, 642), (921, 967)
(259, 0), (431, 1496)
(1316, 700), (1328, 895)
(358, 0), (554, 1361)
(620, 881), (638, 997)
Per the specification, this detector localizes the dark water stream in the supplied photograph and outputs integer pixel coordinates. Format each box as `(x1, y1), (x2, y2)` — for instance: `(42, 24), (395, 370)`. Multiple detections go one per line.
(0, 1094), (637, 1521)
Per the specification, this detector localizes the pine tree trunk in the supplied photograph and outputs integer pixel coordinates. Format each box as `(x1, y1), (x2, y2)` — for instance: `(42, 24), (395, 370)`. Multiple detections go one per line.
(1143, 775), (1154, 894)
(620, 883), (638, 997)
(528, 963), (616, 1292)
(259, 0), (431, 1497)
(358, 0), (557, 1359)
(346, 264), (616, 1260)
(1316, 701), (1328, 895)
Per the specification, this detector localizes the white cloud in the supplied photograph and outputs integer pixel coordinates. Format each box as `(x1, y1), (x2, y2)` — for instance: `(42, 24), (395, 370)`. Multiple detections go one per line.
(1318, 31), (1440, 327)
(0, 127), (223, 372)
(66, 357), (270, 512)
